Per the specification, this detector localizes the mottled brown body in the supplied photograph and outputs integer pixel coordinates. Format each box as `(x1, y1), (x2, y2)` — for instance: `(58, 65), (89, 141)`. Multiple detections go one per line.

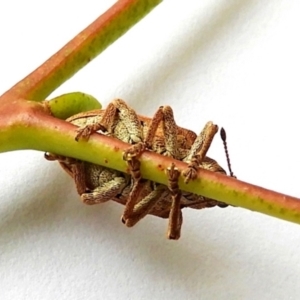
(46, 99), (229, 239)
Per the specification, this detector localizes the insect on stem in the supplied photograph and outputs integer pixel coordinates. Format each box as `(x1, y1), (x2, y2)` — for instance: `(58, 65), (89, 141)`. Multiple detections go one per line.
(47, 100), (235, 239)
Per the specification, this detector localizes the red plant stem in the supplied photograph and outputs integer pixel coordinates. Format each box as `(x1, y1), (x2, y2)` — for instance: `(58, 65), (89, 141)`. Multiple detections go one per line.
(1, 0), (162, 103)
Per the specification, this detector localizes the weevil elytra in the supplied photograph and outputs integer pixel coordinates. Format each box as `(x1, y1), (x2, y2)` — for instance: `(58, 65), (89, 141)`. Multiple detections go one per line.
(46, 99), (234, 239)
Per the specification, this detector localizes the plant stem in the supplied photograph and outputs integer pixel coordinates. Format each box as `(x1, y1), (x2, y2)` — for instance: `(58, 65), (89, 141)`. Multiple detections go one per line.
(1, 0), (162, 102)
(1, 110), (299, 225)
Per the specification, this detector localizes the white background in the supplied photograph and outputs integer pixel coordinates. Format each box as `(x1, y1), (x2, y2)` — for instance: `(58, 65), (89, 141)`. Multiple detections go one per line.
(1, 1), (300, 299)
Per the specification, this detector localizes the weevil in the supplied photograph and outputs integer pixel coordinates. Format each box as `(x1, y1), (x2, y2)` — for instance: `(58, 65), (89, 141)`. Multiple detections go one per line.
(46, 99), (234, 239)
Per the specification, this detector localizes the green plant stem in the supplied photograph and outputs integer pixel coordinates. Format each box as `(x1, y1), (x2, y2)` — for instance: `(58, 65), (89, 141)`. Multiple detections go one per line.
(1, 110), (299, 225)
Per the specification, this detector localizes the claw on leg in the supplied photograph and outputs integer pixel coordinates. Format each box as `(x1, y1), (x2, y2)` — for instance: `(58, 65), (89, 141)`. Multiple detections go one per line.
(122, 142), (145, 161)
(182, 156), (199, 183)
(75, 123), (107, 141)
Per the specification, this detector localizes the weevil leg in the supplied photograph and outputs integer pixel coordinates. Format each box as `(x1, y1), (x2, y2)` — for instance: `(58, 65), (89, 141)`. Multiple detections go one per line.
(44, 152), (77, 165)
(121, 105), (193, 235)
(121, 107), (166, 222)
(168, 207), (183, 240)
(72, 161), (89, 195)
(45, 152), (87, 194)
(122, 105), (182, 161)
(122, 184), (166, 227)
(166, 163), (182, 240)
(122, 104), (192, 162)
(76, 99), (143, 143)
(121, 106), (166, 221)
(146, 105), (196, 159)
(75, 102), (117, 140)
(144, 106), (179, 158)
(80, 176), (128, 205)
(143, 106), (164, 147)
(122, 163), (183, 238)
(73, 163), (129, 204)
(182, 121), (218, 183)
(111, 99), (143, 144)
(121, 157), (144, 220)
(127, 105), (196, 159)
(122, 160), (184, 238)
(45, 152), (129, 204)
(158, 106), (179, 158)
(121, 106), (166, 162)
(122, 106), (185, 235)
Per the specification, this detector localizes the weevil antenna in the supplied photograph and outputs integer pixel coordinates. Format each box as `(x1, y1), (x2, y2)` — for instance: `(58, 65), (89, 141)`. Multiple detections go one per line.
(220, 127), (236, 178)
